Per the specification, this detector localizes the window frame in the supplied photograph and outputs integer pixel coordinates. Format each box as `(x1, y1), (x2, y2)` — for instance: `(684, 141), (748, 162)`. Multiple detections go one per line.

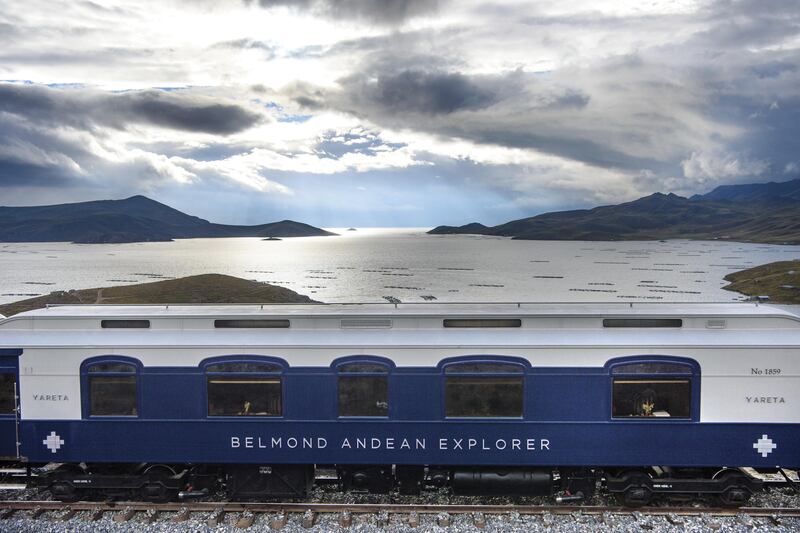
(333, 355), (393, 419)
(439, 356), (528, 420)
(606, 355), (700, 422)
(80, 355), (142, 419)
(201, 355), (287, 419)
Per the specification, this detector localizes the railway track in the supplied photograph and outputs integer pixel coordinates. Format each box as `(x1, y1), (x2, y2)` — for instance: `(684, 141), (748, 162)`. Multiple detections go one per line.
(0, 500), (798, 528)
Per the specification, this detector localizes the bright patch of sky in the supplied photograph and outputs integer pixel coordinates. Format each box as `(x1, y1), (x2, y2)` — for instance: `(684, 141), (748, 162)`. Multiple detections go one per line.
(0, 0), (798, 226)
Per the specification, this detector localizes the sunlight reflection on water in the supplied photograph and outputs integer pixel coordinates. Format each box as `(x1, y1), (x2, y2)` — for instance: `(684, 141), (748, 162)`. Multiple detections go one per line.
(1, 228), (799, 304)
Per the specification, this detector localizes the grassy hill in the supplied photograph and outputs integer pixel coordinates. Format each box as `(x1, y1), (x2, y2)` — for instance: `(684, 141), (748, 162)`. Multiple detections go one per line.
(0, 195), (336, 243)
(430, 178), (800, 244)
(0, 274), (317, 317)
(722, 261), (800, 304)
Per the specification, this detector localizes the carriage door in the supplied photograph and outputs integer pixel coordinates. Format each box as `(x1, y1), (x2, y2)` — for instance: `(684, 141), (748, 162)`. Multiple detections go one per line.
(0, 352), (21, 458)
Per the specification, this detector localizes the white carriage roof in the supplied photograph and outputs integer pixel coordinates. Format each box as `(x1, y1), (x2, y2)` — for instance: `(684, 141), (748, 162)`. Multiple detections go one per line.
(6, 301), (798, 319)
(0, 325), (798, 349)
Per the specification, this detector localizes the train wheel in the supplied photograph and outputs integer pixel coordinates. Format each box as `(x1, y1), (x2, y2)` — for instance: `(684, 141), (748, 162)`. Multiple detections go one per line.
(50, 480), (79, 502)
(714, 471), (752, 507)
(616, 472), (653, 507)
(49, 465), (85, 502)
(140, 464), (179, 502)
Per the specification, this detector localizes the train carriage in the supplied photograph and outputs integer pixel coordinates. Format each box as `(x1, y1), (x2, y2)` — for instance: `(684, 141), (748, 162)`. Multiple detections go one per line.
(0, 302), (798, 505)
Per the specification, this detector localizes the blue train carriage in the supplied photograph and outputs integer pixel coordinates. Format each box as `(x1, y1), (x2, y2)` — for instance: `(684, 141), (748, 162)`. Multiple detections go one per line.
(0, 302), (798, 505)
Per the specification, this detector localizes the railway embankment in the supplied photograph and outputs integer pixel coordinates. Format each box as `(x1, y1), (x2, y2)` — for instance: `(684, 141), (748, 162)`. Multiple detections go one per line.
(723, 260), (800, 304)
(0, 274), (316, 317)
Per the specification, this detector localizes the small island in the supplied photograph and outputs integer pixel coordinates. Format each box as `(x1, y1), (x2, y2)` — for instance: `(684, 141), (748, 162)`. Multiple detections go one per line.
(0, 274), (316, 317)
(723, 261), (800, 304)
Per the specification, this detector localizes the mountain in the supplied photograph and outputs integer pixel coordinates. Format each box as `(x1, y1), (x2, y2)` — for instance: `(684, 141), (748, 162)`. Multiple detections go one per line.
(0, 195), (336, 243)
(429, 179), (800, 244)
(692, 178), (800, 203)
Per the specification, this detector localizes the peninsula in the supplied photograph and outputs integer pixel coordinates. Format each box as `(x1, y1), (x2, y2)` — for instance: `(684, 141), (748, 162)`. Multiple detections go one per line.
(0, 274), (316, 317)
(0, 195), (335, 244)
(429, 178), (800, 244)
(722, 261), (800, 304)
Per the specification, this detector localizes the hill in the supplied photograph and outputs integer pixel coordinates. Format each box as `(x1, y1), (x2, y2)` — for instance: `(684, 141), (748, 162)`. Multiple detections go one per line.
(0, 274), (316, 317)
(692, 179), (800, 203)
(722, 261), (800, 304)
(429, 179), (800, 244)
(0, 195), (336, 243)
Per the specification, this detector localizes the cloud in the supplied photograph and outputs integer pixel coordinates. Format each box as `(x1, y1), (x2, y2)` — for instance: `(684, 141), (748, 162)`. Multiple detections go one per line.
(345, 69), (500, 115)
(211, 39), (277, 60)
(0, 84), (263, 134)
(2, 0), (800, 224)
(249, 0), (441, 25)
(681, 149), (769, 187)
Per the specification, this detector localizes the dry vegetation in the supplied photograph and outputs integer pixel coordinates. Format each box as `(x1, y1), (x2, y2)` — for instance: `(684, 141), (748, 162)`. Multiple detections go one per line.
(0, 274), (316, 316)
(723, 260), (800, 304)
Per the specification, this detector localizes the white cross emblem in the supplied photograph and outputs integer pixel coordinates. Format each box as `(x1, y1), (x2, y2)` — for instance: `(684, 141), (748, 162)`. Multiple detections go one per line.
(43, 431), (65, 454)
(753, 434), (776, 458)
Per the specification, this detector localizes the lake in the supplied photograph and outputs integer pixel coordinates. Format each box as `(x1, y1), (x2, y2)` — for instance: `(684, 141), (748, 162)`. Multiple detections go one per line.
(2, 228), (800, 305)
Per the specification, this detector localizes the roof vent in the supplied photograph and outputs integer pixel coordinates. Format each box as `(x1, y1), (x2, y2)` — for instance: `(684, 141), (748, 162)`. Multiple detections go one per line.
(603, 318), (682, 328)
(215, 319), (290, 328)
(706, 319), (727, 329)
(443, 318), (522, 328)
(101, 319), (150, 329)
(340, 319), (393, 329)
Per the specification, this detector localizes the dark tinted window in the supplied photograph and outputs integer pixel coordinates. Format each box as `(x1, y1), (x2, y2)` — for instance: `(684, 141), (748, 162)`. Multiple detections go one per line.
(207, 377), (282, 416)
(101, 320), (150, 329)
(338, 362), (389, 417)
(206, 362), (282, 373)
(445, 363), (523, 374)
(603, 318), (682, 328)
(444, 319), (521, 328)
(445, 376), (523, 417)
(87, 362), (137, 373)
(338, 363), (389, 374)
(612, 363), (691, 374)
(0, 375), (15, 415)
(612, 379), (690, 418)
(85, 361), (138, 416)
(214, 319), (290, 328)
(339, 376), (388, 417)
(89, 376), (137, 416)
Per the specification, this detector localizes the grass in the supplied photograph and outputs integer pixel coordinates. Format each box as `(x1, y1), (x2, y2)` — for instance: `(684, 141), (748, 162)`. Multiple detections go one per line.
(0, 274), (317, 317)
(722, 260), (800, 304)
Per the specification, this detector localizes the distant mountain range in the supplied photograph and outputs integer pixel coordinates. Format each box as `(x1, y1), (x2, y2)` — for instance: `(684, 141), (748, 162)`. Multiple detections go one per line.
(429, 178), (800, 244)
(0, 195), (335, 243)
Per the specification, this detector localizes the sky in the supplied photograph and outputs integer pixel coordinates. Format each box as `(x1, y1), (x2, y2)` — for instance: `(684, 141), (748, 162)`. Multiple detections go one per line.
(0, 0), (798, 227)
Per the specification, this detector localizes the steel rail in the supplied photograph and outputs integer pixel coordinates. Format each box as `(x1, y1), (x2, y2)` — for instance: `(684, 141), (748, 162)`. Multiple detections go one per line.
(0, 500), (798, 518)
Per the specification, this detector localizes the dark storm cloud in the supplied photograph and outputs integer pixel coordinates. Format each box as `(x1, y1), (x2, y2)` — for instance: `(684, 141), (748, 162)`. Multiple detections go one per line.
(0, 160), (77, 187)
(248, 0), (441, 24)
(351, 70), (498, 115)
(0, 83), (263, 134)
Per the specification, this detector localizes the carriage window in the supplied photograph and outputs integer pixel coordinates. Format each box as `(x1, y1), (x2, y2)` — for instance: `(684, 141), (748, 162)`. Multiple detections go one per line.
(0, 375), (15, 415)
(611, 361), (692, 419)
(445, 362), (523, 418)
(86, 361), (137, 416)
(338, 362), (388, 417)
(206, 361), (282, 417)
